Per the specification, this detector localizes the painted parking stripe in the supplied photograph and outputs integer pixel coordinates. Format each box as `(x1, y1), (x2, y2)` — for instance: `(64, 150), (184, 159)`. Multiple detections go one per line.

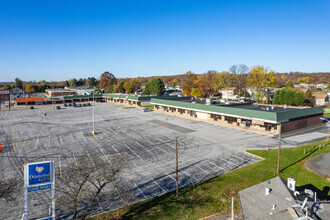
(152, 178), (166, 193)
(124, 143), (143, 160)
(99, 148), (112, 165)
(111, 144), (127, 162)
(135, 141), (154, 156)
(134, 183), (147, 199)
(209, 161), (226, 171)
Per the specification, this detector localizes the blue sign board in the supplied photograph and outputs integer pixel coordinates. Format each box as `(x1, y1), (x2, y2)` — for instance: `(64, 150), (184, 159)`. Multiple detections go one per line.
(28, 183), (52, 192)
(28, 162), (51, 185)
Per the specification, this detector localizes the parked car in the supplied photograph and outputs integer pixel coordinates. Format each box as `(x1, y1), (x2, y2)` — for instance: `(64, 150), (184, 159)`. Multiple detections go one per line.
(56, 106), (61, 110)
(142, 108), (151, 112)
(64, 104), (67, 107)
(87, 103), (91, 106)
(30, 106), (34, 110)
(83, 103), (87, 107)
(69, 103), (72, 106)
(72, 103), (77, 107)
(77, 104), (82, 107)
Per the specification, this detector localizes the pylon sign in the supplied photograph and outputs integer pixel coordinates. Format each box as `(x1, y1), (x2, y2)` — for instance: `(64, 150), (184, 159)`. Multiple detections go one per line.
(24, 161), (55, 220)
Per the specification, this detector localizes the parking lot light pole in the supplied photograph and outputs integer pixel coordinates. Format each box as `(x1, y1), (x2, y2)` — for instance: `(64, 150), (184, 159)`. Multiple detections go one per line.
(92, 91), (95, 135)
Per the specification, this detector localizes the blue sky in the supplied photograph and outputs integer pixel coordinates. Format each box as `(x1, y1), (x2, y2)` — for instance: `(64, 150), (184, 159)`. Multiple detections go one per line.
(0, 0), (329, 82)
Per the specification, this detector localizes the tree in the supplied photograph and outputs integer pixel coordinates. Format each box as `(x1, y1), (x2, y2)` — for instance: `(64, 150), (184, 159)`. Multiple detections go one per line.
(144, 78), (165, 96)
(15, 78), (23, 89)
(295, 91), (306, 106)
(169, 78), (179, 86)
(65, 80), (70, 87)
(285, 81), (294, 88)
(211, 71), (230, 91)
(100, 72), (117, 92)
(191, 88), (204, 99)
(0, 167), (21, 201)
(71, 78), (78, 87)
(297, 77), (310, 84)
(77, 78), (85, 87)
(118, 81), (126, 93)
(56, 154), (129, 219)
(181, 72), (197, 96)
(247, 66), (275, 103)
(123, 78), (141, 94)
(87, 77), (97, 88)
(3, 84), (12, 90)
(25, 84), (35, 93)
(273, 88), (306, 106)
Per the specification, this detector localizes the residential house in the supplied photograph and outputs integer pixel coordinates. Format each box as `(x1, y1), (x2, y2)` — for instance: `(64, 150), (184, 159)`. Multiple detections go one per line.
(221, 87), (237, 100)
(313, 93), (329, 106)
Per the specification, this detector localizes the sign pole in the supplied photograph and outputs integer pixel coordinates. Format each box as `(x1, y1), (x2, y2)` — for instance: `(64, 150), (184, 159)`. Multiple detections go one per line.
(175, 137), (178, 198)
(24, 164), (28, 220)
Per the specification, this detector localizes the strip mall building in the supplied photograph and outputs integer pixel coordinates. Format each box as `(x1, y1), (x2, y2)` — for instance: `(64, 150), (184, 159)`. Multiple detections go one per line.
(149, 97), (323, 134)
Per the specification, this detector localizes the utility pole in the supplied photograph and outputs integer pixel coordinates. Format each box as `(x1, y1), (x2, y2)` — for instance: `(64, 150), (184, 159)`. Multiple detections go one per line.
(277, 124), (281, 174)
(175, 137), (179, 198)
(92, 90), (95, 135)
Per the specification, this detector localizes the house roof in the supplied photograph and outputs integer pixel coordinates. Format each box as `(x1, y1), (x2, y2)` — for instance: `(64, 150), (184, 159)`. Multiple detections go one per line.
(313, 94), (328, 99)
(293, 88), (309, 94)
(239, 177), (297, 220)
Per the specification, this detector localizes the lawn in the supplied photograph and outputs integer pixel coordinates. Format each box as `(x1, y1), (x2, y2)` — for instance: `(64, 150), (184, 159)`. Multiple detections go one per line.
(142, 105), (154, 109)
(122, 107), (136, 109)
(89, 140), (330, 220)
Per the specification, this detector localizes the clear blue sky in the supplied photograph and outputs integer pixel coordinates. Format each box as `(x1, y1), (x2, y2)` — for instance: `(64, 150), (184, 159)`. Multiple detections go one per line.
(0, 0), (329, 82)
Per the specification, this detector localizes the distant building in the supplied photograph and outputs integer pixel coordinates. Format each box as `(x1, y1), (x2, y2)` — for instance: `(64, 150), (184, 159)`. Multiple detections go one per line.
(313, 93), (329, 106)
(294, 83), (313, 89)
(11, 88), (22, 95)
(221, 87), (237, 100)
(293, 88), (310, 95)
(15, 97), (45, 106)
(45, 89), (77, 97)
(315, 83), (328, 89)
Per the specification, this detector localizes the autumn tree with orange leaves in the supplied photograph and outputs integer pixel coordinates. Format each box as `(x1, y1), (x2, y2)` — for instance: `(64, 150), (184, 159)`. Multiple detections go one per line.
(100, 71), (117, 93)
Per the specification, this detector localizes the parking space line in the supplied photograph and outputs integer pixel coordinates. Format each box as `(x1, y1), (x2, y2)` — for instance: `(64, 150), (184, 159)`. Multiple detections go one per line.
(35, 137), (38, 150)
(166, 173), (183, 187)
(182, 170), (199, 183)
(217, 157), (239, 167)
(99, 148), (112, 165)
(80, 131), (87, 142)
(111, 144), (127, 162)
(135, 141), (154, 156)
(115, 188), (127, 205)
(73, 153), (77, 165)
(152, 179), (166, 193)
(71, 132), (75, 144)
(134, 183), (147, 199)
(209, 161), (226, 171)
(196, 164), (212, 176)
(59, 133), (62, 146)
(124, 143), (143, 160)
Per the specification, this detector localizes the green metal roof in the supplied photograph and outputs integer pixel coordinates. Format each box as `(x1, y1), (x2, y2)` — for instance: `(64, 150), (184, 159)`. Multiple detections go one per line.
(150, 98), (323, 123)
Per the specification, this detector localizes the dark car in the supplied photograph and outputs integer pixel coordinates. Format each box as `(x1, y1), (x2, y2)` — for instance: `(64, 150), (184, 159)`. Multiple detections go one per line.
(87, 103), (91, 106)
(69, 103), (72, 106)
(83, 103), (87, 107)
(56, 106), (61, 110)
(72, 103), (77, 107)
(77, 104), (82, 107)
(142, 108), (151, 112)
(30, 106), (34, 110)
(64, 104), (67, 107)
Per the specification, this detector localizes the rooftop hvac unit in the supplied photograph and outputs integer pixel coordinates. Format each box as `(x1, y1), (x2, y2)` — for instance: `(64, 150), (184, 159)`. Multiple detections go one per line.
(287, 178), (296, 191)
(271, 106), (275, 110)
(266, 107), (270, 111)
(283, 105), (287, 109)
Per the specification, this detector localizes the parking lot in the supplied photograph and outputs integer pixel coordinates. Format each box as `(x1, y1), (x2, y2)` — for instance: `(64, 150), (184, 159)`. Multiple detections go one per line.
(0, 102), (329, 219)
